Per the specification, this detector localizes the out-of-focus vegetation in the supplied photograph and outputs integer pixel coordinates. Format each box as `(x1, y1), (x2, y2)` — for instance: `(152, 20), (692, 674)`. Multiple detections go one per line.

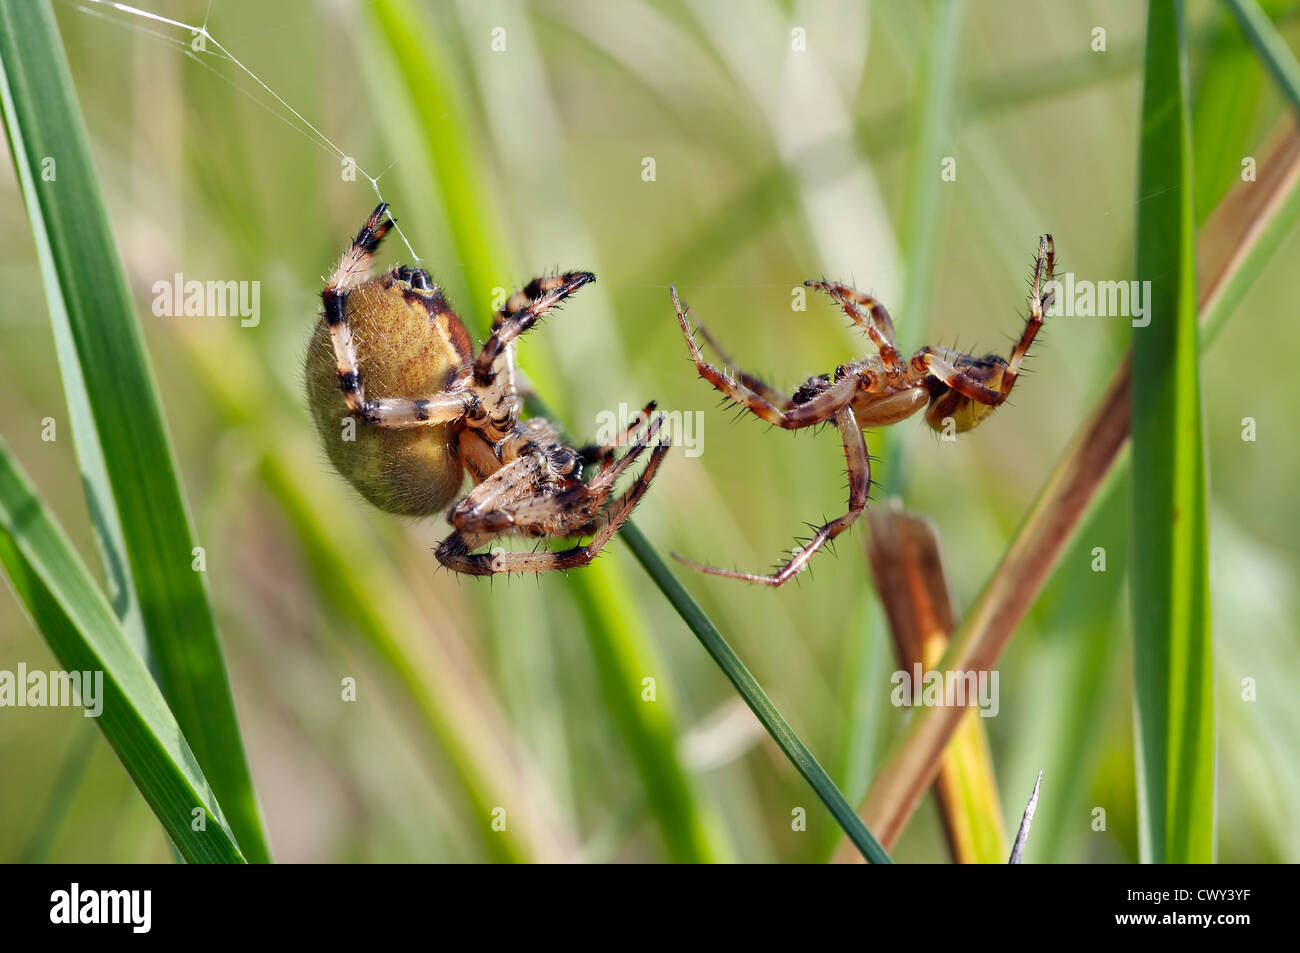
(1, 0), (1297, 863)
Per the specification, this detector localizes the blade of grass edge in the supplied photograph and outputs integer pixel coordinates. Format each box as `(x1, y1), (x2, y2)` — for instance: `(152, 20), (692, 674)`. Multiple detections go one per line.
(0, 439), (245, 863)
(622, 527), (893, 864)
(0, 0), (269, 862)
(1224, 0), (1300, 116)
(1131, 0), (1212, 864)
(0, 4), (148, 662)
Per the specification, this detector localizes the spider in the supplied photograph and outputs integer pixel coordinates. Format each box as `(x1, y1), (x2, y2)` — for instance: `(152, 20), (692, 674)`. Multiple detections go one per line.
(670, 234), (1055, 587)
(305, 203), (667, 576)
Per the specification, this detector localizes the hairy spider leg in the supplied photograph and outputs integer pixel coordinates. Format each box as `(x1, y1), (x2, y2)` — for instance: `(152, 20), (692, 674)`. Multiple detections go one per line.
(579, 401), (661, 471)
(322, 203), (476, 428)
(908, 233), (1055, 407)
(321, 203), (391, 418)
(1002, 233), (1055, 391)
(673, 286), (875, 429)
(469, 271), (597, 440)
(673, 405), (869, 586)
(693, 324), (793, 410)
(805, 280), (905, 381)
(436, 416), (668, 576)
(474, 272), (596, 386)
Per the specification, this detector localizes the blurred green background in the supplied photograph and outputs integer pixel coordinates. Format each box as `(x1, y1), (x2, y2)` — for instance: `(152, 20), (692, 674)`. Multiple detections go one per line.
(1, 0), (1297, 862)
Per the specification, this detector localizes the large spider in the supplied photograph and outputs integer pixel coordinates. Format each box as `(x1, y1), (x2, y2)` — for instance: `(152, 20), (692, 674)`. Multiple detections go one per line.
(670, 235), (1055, 586)
(305, 203), (667, 576)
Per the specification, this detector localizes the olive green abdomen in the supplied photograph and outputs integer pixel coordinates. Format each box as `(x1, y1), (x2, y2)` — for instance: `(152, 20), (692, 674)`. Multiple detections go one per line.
(304, 276), (473, 517)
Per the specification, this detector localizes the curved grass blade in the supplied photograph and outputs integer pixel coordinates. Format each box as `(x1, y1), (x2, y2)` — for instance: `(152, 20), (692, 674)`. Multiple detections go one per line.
(1130, 0), (1212, 863)
(0, 439), (245, 864)
(0, 0), (269, 862)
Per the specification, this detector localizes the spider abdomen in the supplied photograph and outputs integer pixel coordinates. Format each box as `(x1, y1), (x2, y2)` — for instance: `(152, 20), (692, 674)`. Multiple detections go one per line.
(305, 271), (473, 516)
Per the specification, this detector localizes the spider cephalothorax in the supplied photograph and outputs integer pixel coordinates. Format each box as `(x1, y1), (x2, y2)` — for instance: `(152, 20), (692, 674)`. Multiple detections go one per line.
(305, 203), (666, 576)
(671, 235), (1055, 586)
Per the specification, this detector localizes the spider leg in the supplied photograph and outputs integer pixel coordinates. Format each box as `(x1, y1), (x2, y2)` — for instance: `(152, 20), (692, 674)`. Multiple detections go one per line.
(357, 391), (475, 428)
(474, 271), (596, 386)
(673, 287), (860, 428)
(694, 324), (793, 410)
(910, 349), (1005, 406)
(458, 428), (505, 484)
(321, 203), (394, 417)
(577, 412), (665, 494)
(501, 415), (665, 538)
(908, 234), (1056, 408)
(481, 275), (561, 411)
(674, 405), (869, 586)
(578, 401), (659, 470)
(435, 427), (668, 576)
(805, 280), (904, 380)
(1003, 234), (1055, 392)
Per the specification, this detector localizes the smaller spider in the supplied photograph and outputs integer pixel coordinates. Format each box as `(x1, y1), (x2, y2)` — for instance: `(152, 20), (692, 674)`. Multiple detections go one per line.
(305, 203), (667, 576)
(670, 235), (1055, 586)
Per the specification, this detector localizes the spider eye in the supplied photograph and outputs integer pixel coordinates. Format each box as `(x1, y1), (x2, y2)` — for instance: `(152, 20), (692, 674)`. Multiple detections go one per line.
(550, 447), (580, 478)
(395, 265), (433, 291)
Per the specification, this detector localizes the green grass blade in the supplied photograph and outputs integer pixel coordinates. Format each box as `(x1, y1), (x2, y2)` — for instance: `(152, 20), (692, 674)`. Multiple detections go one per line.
(876, 0), (963, 499)
(623, 529), (893, 864)
(0, 8), (147, 664)
(0, 0), (269, 862)
(1224, 0), (1300, 116)
(1193, 9), (1266, 225)
(0, 439), (245, 864)
(1131, 0), (1214, 863)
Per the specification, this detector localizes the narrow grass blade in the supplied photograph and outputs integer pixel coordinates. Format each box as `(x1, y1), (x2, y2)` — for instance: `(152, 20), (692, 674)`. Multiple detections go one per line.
(1008, 770), (1042, 865)
(0, 0), (269, 861)
(1225, 0), (1300, 116)
(0, 9), (147, 662)
(623, 528), (893, 864)
(0, 439), (245, 864)
(1131, 0), (1212, 863)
